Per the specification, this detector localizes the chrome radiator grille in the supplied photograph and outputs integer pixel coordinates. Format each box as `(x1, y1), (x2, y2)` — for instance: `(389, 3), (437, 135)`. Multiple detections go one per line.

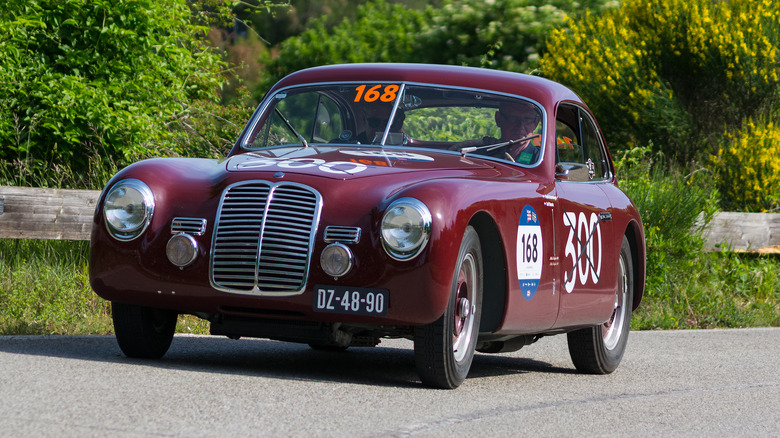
(210, 181), (321, 295)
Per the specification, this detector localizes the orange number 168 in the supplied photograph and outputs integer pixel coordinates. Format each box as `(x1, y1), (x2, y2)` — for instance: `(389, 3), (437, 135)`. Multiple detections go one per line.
(354, 84), (399, 103)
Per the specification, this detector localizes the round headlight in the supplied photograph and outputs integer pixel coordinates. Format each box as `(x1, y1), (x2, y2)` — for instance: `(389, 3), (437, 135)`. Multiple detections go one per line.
(381, 198), (432, 261)
(167, 233), (198, 267)
(320, 243), (354, 278)
(104, 179), (154, 240)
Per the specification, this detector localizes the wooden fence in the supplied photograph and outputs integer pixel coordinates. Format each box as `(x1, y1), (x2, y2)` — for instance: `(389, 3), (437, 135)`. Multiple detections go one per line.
(1, 185), (779, 252)
(699, 212), (780, 253)
(0, 186), (101, 241)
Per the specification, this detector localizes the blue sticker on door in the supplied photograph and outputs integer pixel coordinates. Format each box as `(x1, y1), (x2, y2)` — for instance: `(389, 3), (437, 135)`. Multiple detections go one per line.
(517, 205), (543, 300)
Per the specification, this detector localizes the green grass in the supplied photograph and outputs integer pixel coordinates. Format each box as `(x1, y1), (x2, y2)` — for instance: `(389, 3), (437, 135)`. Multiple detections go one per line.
(633, 247), (780, 329)
(0, 239), (208, 335)
(1, 237), (778, 335)
(0, 240), (111, 334)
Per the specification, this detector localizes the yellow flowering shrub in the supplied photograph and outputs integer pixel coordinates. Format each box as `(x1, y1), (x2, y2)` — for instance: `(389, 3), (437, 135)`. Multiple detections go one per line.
(712, 120), (780, 212)
(539, 0), (780, 162)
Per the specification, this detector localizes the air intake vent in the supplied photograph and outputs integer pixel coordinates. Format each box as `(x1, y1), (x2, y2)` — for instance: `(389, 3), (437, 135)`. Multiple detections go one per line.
(210, 181), (321, 296)
(171, 217), (207, 235)
(324, 226), (361, 243)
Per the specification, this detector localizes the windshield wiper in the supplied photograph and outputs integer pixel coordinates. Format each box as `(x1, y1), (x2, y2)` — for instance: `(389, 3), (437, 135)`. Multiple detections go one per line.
(275, 108), (309, 148)
(459, 134), (540, 157)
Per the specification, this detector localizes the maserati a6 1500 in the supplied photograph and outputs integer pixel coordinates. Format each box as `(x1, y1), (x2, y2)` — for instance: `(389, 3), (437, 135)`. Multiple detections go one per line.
(90, 63), (645, 388)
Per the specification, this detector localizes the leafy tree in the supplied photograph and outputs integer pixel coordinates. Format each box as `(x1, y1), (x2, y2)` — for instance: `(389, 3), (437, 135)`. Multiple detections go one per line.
(256, 0), (614, 95)
(245, 0), (442, 46)
(539, 0), (780, 163)
(413, 0), (613, 73)
(0, 0), (278, 188)
(257, 0), (429, 93)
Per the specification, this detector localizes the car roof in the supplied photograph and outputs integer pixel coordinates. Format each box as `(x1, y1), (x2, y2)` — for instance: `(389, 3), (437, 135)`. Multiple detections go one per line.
(268, 63), (584, 110)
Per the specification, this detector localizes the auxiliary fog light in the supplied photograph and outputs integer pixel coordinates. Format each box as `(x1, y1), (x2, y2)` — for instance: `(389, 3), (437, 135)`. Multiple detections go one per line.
(320, 243), (354, 278)
(166, 233), (198, 268)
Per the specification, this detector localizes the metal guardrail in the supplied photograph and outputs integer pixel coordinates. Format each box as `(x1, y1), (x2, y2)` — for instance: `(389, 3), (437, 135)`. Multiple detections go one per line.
(0, 186), (778, 252)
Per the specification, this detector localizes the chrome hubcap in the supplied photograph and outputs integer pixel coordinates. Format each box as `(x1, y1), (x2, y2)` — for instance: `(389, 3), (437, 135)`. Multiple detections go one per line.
(603, 255), (628, 350)
(453, 253), (477, 362)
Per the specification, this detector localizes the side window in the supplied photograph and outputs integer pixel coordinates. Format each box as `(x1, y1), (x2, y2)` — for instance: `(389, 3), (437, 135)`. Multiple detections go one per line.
(555, 104), (610, 182)
(311, 97), (342, 142)
(580, 113), (609, 180)
(555, 120), (580, 163)
(250, 93), (343, 148)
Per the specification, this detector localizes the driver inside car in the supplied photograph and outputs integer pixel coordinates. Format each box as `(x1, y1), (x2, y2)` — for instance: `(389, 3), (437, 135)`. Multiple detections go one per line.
(356, 105), (406, 145)
(485, 101), (542, 164)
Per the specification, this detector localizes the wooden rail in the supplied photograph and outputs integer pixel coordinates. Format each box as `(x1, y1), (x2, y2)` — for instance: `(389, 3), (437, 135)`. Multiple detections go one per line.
(0, 186), (101, 240)
(1, 186), (779, 252)
(700, 212), (780, 253)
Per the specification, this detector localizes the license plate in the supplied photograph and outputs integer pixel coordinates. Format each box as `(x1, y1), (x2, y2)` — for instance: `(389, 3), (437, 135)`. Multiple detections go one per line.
(314, 285), (388, 316)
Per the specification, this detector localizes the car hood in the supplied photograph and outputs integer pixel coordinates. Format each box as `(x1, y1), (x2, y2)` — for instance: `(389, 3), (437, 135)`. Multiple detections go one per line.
(226, 146), (505, 180)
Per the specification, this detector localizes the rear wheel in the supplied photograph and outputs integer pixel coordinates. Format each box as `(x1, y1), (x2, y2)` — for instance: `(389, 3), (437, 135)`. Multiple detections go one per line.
(112, 302), (177, 359)
(567, 236), (634, 374)
(414, 226), (482, 389)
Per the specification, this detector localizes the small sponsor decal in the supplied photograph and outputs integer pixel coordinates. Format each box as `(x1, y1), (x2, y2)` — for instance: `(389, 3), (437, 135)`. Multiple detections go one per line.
(517, 205), (543, 300)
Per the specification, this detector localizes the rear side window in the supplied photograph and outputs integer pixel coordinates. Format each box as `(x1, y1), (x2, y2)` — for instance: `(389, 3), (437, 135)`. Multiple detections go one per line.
(555, 104), (611, 182)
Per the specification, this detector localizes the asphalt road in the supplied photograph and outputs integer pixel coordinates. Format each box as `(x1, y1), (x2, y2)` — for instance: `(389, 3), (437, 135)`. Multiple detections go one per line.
(1, 328), (778, 437)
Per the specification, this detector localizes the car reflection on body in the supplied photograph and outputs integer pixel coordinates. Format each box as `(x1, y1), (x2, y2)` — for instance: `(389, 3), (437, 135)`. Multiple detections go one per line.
(90, 63), (646, 389)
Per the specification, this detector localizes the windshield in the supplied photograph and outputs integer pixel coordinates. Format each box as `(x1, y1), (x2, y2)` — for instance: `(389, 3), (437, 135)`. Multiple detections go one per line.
(243, 83), (546, 166)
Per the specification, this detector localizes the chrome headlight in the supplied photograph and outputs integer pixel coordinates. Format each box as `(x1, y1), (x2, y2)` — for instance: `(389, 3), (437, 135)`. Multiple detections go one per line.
(381, 198), (432, 261)
(103, 179), (154, 241)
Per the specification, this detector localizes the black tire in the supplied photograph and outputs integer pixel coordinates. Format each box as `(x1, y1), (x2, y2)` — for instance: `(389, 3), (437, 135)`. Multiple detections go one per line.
(112, 302), (177, 359)
(414, 226), (483, 389)
(567, 236), (634, 374)
(308, 343), (349, 352)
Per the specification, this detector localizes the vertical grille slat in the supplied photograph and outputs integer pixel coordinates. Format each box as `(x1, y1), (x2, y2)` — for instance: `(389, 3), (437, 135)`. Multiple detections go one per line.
(210, 181), (321, 295)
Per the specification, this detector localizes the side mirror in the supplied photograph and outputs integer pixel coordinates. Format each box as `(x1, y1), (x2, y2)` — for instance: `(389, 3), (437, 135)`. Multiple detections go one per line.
(555, 164), (570, 180)
(555, 162), (591, 182)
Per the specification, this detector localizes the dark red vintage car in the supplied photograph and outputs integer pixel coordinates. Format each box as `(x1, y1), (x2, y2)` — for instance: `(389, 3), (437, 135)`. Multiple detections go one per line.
(90, 63), (646, 388)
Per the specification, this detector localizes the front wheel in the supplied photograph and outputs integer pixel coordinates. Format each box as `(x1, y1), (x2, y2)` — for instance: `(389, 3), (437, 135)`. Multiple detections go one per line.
(567, 236), (634, 374)
(112, 302), (177, 359)
(414, 226), (483, 389)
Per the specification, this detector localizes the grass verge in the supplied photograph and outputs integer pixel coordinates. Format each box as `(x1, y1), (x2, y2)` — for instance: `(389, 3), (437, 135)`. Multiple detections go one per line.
(1, 238), (778, 335)
(0, 239), (208, 335)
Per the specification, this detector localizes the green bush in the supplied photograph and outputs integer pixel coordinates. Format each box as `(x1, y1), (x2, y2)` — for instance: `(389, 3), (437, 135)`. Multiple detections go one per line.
(615, 145), (719, 246)
(257, 0), (429, 93)
(711, 118), (780, 212)
(615, 146), (780, 329)
(539, 0), (780, 162)
(0, 0), (227, 188)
